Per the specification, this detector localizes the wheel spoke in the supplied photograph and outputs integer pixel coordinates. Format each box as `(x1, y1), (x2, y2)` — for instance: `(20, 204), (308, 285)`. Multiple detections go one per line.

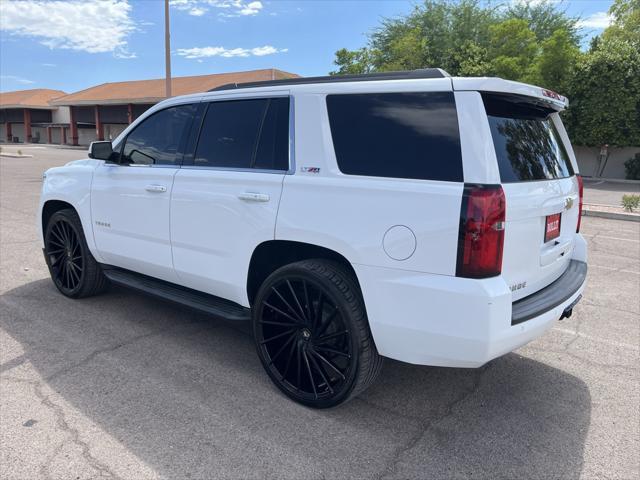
(311, 349), (346, 380)
(280, 335), (298, 381)
(302, 280), (313, 322)
(316, 329), (348, 345)
(51, 224), (65, 244)
(314, 345), (351, 359)
(270, 287), (305, 323)
(49, 237), (65, 249)
(268, 332), (297, 366)
(313, 292), (325, 331)
(260, 328), (297, 345)
(316, 307), (338, 338)
(68, 263), (81, 284)
(64, 262), (72, 288)
(308, 350), (334, 394)
(264, 301), (303, 325)
(286, 280), (307, 323)
(259, 319), (299, 327)
(296, 343), (302, 390)
(302, 350), (317, 399)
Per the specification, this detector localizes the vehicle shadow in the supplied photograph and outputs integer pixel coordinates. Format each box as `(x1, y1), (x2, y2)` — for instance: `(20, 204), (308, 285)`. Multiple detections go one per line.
(1, 279), (591, 479)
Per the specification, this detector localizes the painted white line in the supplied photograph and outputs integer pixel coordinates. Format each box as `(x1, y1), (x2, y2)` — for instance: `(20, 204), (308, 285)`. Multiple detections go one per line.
(553, 327), (640, 351)
(590, 264), (640, 275)
(583, 234), (640, 243)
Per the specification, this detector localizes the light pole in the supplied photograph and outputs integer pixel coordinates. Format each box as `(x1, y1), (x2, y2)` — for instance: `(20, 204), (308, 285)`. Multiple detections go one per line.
(164, 0), (172, 98)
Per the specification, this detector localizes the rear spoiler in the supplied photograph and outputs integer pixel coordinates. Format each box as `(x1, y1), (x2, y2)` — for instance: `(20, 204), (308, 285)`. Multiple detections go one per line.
(452, 77), (568, 111)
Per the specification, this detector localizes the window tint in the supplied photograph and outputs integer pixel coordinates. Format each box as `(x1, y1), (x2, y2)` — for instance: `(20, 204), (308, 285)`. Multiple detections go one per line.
(194, 97), (289, 170)
(254, 98), (290, 171)
(121, 104), (195, 165)
(483, 93), (574, 182)
(326, 92), (462, 182)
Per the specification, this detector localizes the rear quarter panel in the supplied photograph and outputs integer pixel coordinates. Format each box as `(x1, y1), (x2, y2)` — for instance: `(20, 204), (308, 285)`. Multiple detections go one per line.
(276, 90), (463, 275)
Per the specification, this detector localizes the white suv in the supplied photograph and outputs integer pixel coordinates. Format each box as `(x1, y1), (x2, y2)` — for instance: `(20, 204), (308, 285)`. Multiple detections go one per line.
(39, 69), (587, 408)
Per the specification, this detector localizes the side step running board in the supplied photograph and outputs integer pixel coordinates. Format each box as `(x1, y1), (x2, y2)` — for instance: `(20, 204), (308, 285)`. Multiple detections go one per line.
(103, 267), (251, 321)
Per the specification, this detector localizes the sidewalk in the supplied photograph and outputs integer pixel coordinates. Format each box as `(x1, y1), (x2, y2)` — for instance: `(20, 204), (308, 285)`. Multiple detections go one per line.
(583, 179), (640, 222)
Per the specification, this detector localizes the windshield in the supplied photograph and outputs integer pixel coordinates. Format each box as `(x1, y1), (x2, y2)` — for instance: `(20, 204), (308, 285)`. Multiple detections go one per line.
(483, 93), (574, 183)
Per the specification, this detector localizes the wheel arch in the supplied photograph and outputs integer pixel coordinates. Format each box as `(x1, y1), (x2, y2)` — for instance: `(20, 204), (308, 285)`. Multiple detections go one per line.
(246, 240), (361, 307)
(41, 200), (77, 238)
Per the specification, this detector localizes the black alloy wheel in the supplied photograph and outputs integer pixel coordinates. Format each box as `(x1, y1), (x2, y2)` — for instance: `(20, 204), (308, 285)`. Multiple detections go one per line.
(253, 259), (382, 408)
(44, 209), (108, 298)
(46, 216), (84, 293)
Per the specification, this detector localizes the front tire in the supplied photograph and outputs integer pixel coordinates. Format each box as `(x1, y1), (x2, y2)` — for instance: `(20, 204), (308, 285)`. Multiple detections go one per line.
(253, 259), (382, 408)
(44, 208), (108, 298)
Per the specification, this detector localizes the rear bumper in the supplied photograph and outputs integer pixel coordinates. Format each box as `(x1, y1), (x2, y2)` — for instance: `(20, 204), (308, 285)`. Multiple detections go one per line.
(354, 255), (587, 368)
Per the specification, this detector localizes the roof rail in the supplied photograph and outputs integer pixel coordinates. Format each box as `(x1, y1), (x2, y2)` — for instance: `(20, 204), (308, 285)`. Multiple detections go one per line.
(208, 68), (450, 92)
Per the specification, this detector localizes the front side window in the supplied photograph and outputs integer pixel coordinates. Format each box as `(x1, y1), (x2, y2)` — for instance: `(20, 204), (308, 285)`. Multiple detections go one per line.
(194, 97), (289, 171)
(121, 104), (196, 166)
(326, 92), (463, 182)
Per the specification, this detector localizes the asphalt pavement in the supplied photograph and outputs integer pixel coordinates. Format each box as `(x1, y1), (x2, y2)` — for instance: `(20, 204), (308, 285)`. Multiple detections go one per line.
(1, 146), (639, 479)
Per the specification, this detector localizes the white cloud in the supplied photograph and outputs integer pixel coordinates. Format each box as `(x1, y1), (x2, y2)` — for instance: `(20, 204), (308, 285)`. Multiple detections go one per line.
(42, 63), (56, 67)
(170, 0), (263, 18)
(176, 44), (287, 59)
(189, 7), (206, 16)
(0, 0), (136, 57)
(0, 75), (36, 85)
(577, 12), (612, 30)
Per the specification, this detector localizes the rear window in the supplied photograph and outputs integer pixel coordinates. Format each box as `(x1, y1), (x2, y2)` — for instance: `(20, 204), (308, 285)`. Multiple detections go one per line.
(483, 93), (574, 182)
(326, 92), (463, 182)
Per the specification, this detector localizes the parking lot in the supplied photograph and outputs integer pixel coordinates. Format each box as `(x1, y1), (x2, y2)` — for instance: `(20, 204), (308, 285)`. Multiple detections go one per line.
(1, 145), (638, 479)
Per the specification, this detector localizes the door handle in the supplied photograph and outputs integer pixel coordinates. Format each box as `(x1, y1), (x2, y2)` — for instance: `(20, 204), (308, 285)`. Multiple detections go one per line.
(238, 192), (270, 202)
(145, 184), (167, 193)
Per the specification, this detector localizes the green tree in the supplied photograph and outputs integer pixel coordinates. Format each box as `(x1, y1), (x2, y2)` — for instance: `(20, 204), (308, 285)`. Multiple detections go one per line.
(564, 38), (640, 147)
(602, 0), (640, 46)
(504, 0), (580, 43)
(487, 19), (538, 81)
(529, 28), (581, 92)
(331, 48), (374, 75)
(330, 0), (498, 76)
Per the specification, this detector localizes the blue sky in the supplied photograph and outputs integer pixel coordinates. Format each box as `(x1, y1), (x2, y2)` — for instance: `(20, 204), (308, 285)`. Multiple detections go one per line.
(0, 0), (615, 94)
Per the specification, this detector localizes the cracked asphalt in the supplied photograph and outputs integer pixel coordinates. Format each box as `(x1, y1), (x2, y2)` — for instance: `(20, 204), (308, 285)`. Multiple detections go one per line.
(1, 146), (639, 480)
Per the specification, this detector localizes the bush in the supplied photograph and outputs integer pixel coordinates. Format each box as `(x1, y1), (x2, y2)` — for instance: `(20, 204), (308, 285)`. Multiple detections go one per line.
(624, 153), (640, 180)
(621, 194), (640, 212)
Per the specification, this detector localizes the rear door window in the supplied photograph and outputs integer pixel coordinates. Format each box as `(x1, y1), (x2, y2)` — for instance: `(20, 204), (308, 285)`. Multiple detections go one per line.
(194, 97), (289, 171)
(326, 92), (463, 182)
(483, 93), (574, 182)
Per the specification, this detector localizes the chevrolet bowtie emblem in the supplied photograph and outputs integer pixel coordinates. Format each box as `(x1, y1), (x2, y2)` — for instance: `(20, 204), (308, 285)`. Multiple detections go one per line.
(565, 197), (574, 210)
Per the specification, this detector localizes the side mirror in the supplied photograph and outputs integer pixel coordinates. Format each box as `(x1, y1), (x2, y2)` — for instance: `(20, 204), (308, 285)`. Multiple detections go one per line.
(88, 141), (114, 161)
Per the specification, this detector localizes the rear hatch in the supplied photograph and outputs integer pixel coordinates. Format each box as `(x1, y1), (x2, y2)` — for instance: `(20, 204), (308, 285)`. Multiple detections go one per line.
(482, 92), (580, 301)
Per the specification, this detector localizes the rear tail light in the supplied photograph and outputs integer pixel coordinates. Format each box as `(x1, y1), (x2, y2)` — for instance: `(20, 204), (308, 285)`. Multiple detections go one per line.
(456, 184), (506, 279)
(576, 174), (584, 233)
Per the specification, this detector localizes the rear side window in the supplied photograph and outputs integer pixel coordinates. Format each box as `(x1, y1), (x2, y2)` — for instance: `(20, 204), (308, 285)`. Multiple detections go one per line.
(483, 93), (574, 182)
(326, 92), (462, 182)
(194, 97), (289, 170)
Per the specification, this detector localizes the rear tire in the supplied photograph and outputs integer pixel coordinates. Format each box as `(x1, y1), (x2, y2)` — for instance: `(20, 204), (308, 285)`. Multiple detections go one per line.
(253, 259), (382, 408)
(44, 208), (108, 298)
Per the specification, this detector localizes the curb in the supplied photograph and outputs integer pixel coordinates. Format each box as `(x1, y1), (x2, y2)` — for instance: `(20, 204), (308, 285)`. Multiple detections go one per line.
(0, 153), (34, 158)
(583, 209), (640, 222)
(583, 177), (640, 185)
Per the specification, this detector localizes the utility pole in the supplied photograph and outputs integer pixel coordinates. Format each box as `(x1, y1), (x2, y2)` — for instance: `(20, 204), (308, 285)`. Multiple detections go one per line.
(164, 0), (172, 98)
